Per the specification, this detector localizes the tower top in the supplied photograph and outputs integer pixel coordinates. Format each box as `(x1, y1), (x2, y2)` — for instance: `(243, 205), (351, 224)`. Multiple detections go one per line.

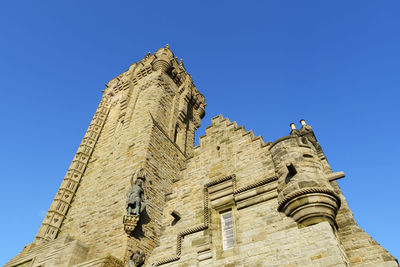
(155, 44), (174, 57)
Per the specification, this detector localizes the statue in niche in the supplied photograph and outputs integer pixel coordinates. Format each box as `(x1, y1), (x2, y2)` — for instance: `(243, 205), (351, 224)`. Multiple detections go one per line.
(123, 170), (147, 235)
(126, 174), (146, 216)
(127, 250), (145, 267)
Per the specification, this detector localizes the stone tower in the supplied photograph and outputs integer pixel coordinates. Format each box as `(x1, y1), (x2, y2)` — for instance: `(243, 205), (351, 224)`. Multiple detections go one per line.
(6, 47), (398, 267)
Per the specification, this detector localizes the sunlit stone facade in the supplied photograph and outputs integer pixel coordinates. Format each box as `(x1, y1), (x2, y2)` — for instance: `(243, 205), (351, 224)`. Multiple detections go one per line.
(6, 47), (398, 267)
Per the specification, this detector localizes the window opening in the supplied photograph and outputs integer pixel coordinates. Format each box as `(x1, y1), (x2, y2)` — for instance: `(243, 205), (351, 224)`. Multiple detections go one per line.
(221, 210), (234, 250)
(170, 210), (181, 226)
(174, 124), (179, 143)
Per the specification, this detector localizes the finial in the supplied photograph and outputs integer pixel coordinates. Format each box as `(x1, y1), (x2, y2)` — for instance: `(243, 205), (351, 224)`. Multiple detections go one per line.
(165, 44), (169, 49)
(290, 123), (296, 130)
(300, 119), (306, 126)
(144, 51), (151, 59)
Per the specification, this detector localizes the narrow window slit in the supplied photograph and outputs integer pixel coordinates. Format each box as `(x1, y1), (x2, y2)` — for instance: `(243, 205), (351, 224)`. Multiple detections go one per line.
(221, 210), (234, 250)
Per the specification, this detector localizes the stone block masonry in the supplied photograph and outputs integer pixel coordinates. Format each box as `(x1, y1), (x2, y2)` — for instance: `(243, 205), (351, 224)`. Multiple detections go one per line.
(5, 46), (397, 267)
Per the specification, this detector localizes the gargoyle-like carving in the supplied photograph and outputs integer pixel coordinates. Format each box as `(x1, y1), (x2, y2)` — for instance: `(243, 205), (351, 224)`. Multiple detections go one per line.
(128, 250), (145, 267)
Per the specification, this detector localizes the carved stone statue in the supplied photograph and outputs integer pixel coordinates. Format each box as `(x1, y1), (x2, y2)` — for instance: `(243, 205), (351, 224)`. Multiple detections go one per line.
(290, 121), (322, 153)
(126, 178), (146, 216)
(127, 250), (145, 267)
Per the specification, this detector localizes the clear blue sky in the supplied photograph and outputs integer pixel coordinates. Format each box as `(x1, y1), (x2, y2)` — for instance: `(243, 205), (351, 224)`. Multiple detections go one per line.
(1, 1), (399, 265)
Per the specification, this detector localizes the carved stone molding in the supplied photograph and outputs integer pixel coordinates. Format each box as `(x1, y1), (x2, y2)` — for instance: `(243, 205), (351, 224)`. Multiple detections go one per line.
(123, 215), (139, 236)
(127, 250), (145, 267)
(278, 187), (341, 228)
(152, 175), (280, 266)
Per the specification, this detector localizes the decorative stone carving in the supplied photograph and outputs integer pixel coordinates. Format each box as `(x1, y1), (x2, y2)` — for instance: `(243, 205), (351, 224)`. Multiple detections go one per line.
(151, 45), (173, 73)
(123, 215), (139, 236)
(278, 187), (340, 228)
(126, 178), (145, 216)
(290, 119), (323, 155)
(270, 122), (341, 228)
(127, 250), (145, 267)
(123, 171), (146, 235)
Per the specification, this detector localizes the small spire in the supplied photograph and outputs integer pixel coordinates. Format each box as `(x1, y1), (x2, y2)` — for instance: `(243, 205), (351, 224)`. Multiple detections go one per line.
(165, 44), (170, 49)
(290, 123), (296, 130)
(300, 119), (306, 126)
(179, 58), (185, 68)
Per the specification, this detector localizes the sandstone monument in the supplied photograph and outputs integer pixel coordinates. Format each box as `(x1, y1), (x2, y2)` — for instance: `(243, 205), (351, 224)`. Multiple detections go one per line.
(6, 46), (398, 267)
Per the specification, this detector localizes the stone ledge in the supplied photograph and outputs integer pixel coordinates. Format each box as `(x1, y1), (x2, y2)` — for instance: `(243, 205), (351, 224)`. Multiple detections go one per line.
(73, 255), (124, 267)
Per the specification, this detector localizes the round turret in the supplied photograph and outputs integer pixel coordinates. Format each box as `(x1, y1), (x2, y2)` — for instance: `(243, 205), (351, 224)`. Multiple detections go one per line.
(151, 45), (173, 73)
(269, 125), (340, 228)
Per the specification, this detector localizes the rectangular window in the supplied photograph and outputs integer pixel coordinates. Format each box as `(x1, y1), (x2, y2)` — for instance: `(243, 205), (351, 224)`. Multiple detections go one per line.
(221, 210), (234, 250)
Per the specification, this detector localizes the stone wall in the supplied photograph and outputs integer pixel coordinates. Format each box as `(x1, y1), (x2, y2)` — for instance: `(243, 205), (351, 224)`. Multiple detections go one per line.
(333, 182), (398, 266)
(148, 115), (398, 267)
(5, 47), (397, 267)
(6, 46), (206, 267)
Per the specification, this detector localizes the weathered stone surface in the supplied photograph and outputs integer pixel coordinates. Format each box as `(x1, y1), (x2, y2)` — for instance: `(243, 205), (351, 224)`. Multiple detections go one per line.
(5, 47), (397, 267)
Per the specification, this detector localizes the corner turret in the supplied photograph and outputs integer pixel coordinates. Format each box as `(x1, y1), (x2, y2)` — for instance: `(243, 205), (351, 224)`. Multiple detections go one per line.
(270, 120), (341, 228)
(152, 44), (174, 73)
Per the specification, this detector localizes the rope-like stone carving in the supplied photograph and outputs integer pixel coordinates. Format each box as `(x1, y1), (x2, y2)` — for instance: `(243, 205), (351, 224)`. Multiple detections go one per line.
(153, 255), (180, 266)
(277, 187), (340, 212)
(153, 224), (207, 265)
(204, 187), (209, 225)
(152, 180), (215, 266)
(234, 176), (277, 194)
(205, 174), (236, 188)
(152, 174), (279, 266)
